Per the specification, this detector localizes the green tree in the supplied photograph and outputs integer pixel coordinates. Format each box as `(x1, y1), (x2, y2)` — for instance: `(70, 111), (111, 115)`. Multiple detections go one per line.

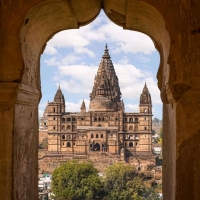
(102, 162), (159, 200)
(51, 160), (104, 200)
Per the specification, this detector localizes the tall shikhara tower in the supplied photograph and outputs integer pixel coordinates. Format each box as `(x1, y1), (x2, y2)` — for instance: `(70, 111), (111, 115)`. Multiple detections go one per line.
(89, 44), (123, 111)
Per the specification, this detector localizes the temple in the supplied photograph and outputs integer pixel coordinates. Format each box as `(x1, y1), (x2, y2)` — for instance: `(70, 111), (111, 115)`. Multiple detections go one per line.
(44, 45), (153, 158)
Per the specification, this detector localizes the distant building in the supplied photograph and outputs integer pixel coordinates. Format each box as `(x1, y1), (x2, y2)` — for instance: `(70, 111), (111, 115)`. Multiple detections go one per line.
(42, 45), (153, 158)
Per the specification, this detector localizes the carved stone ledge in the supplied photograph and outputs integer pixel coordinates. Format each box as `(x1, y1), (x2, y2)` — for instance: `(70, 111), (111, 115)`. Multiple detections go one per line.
(16, 83), (41, 106)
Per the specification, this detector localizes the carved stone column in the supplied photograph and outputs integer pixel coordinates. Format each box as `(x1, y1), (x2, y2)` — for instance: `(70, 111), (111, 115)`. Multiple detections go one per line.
(0, 83), (40, 200)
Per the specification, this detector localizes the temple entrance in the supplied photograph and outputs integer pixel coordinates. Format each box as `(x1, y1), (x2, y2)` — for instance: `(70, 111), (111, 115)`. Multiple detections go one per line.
(94, 143), (100, 151)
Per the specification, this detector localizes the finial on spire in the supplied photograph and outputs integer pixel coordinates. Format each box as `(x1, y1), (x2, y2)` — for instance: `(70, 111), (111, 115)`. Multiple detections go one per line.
(102, 44), (110, 59)
(58, 83), (60, 90)
(105, 43), (108, 50)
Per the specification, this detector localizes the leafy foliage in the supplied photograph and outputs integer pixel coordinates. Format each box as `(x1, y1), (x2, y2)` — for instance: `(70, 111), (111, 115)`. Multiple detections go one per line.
(51, 160), (104, 200)
(51, 161), (160, 200)
(102, 162), (159, 200)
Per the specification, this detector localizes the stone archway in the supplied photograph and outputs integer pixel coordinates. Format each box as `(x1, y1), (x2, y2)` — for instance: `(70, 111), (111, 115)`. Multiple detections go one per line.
(94, 143), (100, 151)
(2, 1), (170, 199)
(2, 0), (200, 200)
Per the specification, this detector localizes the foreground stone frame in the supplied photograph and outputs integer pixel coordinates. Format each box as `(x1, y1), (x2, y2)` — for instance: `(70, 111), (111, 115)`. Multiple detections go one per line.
(1, 0), (200, 199)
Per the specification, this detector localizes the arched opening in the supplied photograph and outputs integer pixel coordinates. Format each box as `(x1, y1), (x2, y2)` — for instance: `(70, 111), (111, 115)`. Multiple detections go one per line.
(129, 125), (133, 131)
(67, 125), (71, 130)
(18, 1), (171, 199)
(67, 135), (71, 139)
(129, 118), (133, 122)
(96, 134), (98, 138)
(129, 142), (133, 147)
(66, 142), (71, 148)
(94, 143), (100, 151)
(67, 118), (71, 122)
(101, 134), (103, 138)
(91, 134), (94, 138)
(62, 125), (65, 130)
(62, 135), (65, 140)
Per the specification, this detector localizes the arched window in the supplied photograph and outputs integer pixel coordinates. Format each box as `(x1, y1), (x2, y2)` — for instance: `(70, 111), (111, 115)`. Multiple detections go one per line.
(67, 135), (71, 139)
(101, 134), (103, 138)
(53, 126), (56, 130)
(67, 125), (71, 130)
(72, 117), (76, 121)
(67, 142), (71, 147)
(125, 142), (127, 147)
(53, 117), (55, 120)
(53, 107), (55, 113)
(96, 134), (98, 138)
(62, 117), (65, 122)
(62, 135), (65, 139)
(72, 125), (76, 132)
(98, 117), (101, 121)
(129, 142), (133, 147)
(129, 125), (133, 131)
(67, 118), (71, 122)
(124, 117), (127, 122)
(81, 117), (84, 120)
(129, 118), (133, 122)
(94, 118), (97, 121)
(62, 125), (65, 130)
(116, 117), (118, 120)
(144, 108), (147, 113)
(144, 127), (147, 130)
(91, 134), (94, 138)
(102, 117), (104, 121)
(44, 122), (46, 125)
(135, 118), (138, 122)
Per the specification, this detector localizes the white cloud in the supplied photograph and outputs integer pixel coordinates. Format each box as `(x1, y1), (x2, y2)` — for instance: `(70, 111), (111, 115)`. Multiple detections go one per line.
(65, 99), (90, 112)
(118, 56), (129, 65)
(135, 53), (150, 63)
(43, 11), (155, 56)
(54, 65), (97, 94)
(126, 103), (139, 112)
(74, 47), (95, 58)
(61, 54), (80, 65)
(44, 46), (58, 55)
(44, 57), (60, 66)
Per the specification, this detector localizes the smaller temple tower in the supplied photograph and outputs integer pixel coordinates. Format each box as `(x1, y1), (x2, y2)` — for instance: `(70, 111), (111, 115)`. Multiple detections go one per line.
(80, 100), (86, 112)
(139, 83), (152, 114)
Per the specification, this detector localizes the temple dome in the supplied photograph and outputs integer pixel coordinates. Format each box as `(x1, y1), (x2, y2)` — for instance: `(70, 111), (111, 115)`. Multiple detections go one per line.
(89, 96), (117, 111)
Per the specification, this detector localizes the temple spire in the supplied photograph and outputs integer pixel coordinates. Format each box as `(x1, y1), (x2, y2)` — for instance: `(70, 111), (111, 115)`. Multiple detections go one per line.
(80, 99), (86, 112)
(140, 82), (152, 105)
(89, 45), (122, 111)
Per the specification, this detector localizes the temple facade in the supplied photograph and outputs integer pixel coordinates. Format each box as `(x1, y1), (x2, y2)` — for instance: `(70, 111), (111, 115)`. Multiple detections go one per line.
(44, 45), (153, 157)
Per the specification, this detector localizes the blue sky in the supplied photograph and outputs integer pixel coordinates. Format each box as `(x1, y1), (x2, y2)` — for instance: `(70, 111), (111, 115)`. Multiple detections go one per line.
(39, 11), (162, 119)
